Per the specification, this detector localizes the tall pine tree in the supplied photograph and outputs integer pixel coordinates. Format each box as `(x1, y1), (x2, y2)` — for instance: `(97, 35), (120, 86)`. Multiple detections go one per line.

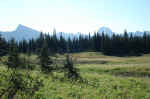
(7, 39), (21, 69)
(39, 39), (53, 73)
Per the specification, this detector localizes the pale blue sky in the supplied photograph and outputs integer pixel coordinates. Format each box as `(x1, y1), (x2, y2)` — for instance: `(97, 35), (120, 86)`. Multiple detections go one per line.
(0, 0), (150, 33)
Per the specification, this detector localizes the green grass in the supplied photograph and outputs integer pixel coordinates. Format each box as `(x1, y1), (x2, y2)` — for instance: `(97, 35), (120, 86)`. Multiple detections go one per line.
(1, 52), (150, 99)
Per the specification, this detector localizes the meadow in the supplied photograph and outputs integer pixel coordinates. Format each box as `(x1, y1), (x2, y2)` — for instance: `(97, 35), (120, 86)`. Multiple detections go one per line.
(1, 52), (150, 99)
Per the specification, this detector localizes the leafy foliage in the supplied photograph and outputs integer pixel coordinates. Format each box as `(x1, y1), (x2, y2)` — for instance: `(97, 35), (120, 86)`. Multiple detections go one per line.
(0, 70), (43, 99)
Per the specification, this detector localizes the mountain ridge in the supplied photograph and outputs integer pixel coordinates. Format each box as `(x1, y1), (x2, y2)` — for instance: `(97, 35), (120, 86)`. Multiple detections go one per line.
(0, 24), (40, 41)
(0, 24), (150, 41)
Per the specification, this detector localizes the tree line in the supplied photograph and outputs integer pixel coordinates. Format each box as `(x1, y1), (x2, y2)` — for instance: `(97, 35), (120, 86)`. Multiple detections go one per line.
(1, 30), (150, 56)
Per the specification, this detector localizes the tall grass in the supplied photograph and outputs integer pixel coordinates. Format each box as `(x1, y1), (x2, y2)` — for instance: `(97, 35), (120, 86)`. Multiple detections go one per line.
(0, 52), (150, 98)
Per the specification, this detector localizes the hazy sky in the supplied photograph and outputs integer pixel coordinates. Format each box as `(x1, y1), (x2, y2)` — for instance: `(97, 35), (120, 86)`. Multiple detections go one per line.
(0, 0), (150, 33)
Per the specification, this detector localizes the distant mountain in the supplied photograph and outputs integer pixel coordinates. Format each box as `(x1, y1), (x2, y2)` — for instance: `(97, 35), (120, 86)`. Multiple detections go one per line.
(97, 26), (150, 37)
(56, 32), (81, 40)
(127, 31), (150, 37)
(134, 31), (150, 36)
(97, 27), (113, 36)
(1, 24), (150, 42)
(0, 24), (40, 41)
(0, 24), (82, 41)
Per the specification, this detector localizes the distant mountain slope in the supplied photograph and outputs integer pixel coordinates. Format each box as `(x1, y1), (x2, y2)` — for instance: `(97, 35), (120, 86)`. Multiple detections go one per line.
(97, 26), (150, 37)
(56, 32), (81, 40)
(134, 31), (150, 36)
(0, 24), (82, 41)
(0, 24), (40, 41)
(97, 27), (113, 36)
(0, 24), (150, 42)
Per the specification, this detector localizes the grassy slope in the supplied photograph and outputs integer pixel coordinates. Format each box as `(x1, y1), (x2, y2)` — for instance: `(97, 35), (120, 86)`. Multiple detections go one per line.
(1, 52), (150, 99)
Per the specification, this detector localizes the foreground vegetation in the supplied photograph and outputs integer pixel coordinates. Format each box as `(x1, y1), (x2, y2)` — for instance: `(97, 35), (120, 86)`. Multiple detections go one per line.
(1, 52), (150, 99)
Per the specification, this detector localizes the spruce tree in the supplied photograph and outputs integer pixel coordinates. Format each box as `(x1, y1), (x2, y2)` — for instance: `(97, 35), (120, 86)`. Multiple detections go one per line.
(7, 39), (20, 69)
(39, 39), (53, 73)
(0, 34), (8, 56)
(64, 54), (79, 80)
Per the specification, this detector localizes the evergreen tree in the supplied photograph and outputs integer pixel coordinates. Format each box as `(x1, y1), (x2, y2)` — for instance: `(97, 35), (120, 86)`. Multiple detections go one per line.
(0, 34), (8, 56)
(39, 39), (53, 73)
(64, 54), (79, 80)
(59, 33), (67, 53)
(22, 39), (28, 53)
(7, 39), (21, 69)
(123, 30), (130, 54)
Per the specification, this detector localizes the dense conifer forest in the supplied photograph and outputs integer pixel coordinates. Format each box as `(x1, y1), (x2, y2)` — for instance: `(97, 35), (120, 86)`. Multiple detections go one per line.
(1, 30), (150, 57)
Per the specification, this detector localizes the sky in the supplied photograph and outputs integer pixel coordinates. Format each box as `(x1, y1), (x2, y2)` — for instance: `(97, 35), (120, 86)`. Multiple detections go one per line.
(0, 0), (150, 33)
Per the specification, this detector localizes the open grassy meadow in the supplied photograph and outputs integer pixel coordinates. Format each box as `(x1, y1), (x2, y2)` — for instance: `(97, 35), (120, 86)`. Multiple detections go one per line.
(1, 52), (150, 99)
